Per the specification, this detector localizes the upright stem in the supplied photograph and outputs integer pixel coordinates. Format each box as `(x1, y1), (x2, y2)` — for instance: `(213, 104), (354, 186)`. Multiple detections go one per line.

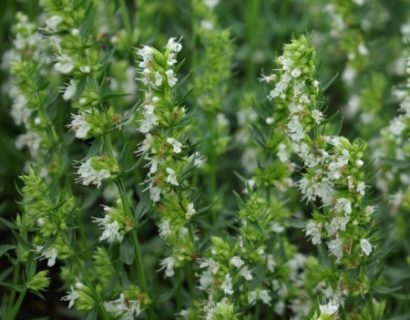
(119, 0), (132, 47)
(8, 288), (27, 320)
(6, 261), (20, 319)
(206, 111), (217, 223)
(103, 134), (154, 320)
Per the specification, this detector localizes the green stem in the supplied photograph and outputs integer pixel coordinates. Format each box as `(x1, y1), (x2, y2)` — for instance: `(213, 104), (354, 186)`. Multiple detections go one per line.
(8, 288), (27, 320)
(206, 111), (217, 223)
(6, 261), (20, 319)
(176, 269), (183, 312)
(119, 0), (132, 47)
(103, 134), (154, 320)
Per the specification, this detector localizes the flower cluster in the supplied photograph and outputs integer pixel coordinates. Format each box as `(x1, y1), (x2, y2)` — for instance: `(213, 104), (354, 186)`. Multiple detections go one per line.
(265, 35), (374, 264)
(136, 38), (200, 277)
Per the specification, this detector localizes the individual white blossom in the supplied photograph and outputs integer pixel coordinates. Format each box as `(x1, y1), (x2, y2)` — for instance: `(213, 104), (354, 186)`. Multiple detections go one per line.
(61, 282), (83, 308)
(360, 238), (372, 256)
(166, 69), (178, 87)
(104, 294), (141, 319)
(221, 273), (233, 295)
(77, 159), (111, 187)
(305, 221), (322, 245)
(54, 54), (74, 74)
(230, 256), (244, 268)
(93, 208), (123, 244)
(319, 299), (340, 316)
(327, 238), (343, 262)
(239, 266), (253, 281)
(160, 257), (176, 277)
(167, 137), (183, 153)
(68, 113), (91, 139)
(334, 198), (352, 215)
(63, 79), (77, 101)
(36, 246), (58, 267)
(186, 202), (196, 218)
(166, 167), (179, 186)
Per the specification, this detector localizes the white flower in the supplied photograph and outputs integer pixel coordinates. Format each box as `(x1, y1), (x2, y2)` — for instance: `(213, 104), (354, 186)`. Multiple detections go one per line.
(204, 0), (219, 9)
(357, 181), (366, 196)
(159, 219), (171, 238)
(199, 271), (214, 291)
(45, 15), (62, 32)
(166, 37), (182, 54)
(137, 45), (153, 67)
(267, 254), (276, 272)
(319, 299), (339, 316)
(259, 290), (272, 305)
(389, 117), (405, 136)
(54, 54), (74, 74)
(149, 185), (162, 202)
(277, 143), (288, 162)
(325, 216), (349, 237)
(104, 293), (141, 319)
(360, 238), (372, 256)
(68, 113), (91, 139)
(315, 178), (335, 205)
(248, 291), (258, 305)
(136, 134), (154, 155)
(230, 256), (244, 268)
(77, 159), (110, 187)
(327, 238), (343, 262)
(37, 246), (58, 267)
(15, 132), (41, 156)
(312, 109), (323, 124)
(221, 273), (233, 295)
(166, 167), (179, 186)
(287, 115), (305, 141)
(61, 282), (82, 308)
(271, 222), (284, 233)
(186, 202), (196, 218)
(353, 0), (365, 6)
(154, 71), (163, 86)
(63, 80), (77, 101)
(239, 266), (253, 281)
(358, 43), (368, 56)
(166, 69), (178, 87)
(167, 137), (183, 153)
(93, 207), (123, 243)
(291, 68), (301, 78)
(334, 198), (352, 215)
(305, 221), (322, 245)
(160, 257), (176, 277)
(80, 65), (91, 73)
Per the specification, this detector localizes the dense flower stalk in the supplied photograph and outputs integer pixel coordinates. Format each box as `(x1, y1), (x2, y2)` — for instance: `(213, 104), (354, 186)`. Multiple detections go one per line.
(135, 38), (202, 278)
